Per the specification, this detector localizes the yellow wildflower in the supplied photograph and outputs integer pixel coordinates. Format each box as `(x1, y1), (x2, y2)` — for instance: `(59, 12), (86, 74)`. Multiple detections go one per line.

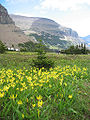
(0, 92), (5, 98)
(27, 98), (28, 102)
(9, 94), (17, 100)
(22, 114), (24, 118)
(0, 89), (2, 92)
(3, 86), (9, 92)
(36, 95), (42, 100)
(68, 95), (72, 99)
(17, 100), (23, 105)
(64, 82), (67, 86)
(60, 82), (62, 86)
(37, 100), (43, 107)
(83, 67), (87, 71)
(16, 88), (19, 90)
(20, 88), (24, 91)
(32, 104), (36, 108)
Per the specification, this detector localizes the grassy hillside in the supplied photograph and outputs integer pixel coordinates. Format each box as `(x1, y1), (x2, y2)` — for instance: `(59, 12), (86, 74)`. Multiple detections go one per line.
(0, 52), (90, 120)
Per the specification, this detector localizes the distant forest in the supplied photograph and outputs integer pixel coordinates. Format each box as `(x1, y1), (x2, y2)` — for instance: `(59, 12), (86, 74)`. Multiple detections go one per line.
(61, 44), (90, 54)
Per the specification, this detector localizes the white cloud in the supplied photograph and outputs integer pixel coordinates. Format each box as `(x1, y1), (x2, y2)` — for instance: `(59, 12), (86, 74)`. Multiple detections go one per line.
(55, 10), (90, 36)
(6, 0), (90, 36)
(40, 0), (90, 11)
(14, 12), (34, 17)
(39, 0), (90, 36)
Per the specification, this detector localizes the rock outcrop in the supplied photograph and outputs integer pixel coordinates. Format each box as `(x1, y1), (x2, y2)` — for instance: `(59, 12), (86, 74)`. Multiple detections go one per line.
(0, 4), (35, 49)
(0, 4), (14, 24)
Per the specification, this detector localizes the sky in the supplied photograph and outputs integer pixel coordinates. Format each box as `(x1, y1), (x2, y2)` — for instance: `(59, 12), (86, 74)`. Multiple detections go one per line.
(0, 0), (90, 37)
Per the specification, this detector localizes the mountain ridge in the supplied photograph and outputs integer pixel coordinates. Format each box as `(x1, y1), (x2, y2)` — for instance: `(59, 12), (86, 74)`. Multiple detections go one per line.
(0, 4), (85, 50)
(10, 14), (84, 49)
(10, 14), (78, 37)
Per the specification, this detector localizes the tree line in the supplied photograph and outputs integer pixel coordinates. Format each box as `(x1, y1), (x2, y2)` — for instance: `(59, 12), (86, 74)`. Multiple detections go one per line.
(0, 40), (90, 55)
(61, 44), (90, 54)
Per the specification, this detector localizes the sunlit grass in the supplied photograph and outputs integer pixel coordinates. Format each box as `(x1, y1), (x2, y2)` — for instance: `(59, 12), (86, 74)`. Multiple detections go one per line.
(0, 65), (88, 119)
(0, 52), (90, 119)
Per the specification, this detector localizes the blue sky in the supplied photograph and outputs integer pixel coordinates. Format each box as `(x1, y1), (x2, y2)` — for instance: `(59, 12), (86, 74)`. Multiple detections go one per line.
(0, 0), (90, 37)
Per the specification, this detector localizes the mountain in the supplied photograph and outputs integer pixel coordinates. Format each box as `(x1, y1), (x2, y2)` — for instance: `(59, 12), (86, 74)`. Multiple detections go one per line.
(0, 4), (14, 24)
(0, 4), (35, 49)
(81, 35), (90, 47)
(10, 14), (84, 49)
(81, 35), (90, 43)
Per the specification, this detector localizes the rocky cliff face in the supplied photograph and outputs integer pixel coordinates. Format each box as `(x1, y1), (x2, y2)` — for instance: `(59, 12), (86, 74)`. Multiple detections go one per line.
(0, 4), (14, 24)
(0, 4), (35, 49)
(30, 18), (78, 38)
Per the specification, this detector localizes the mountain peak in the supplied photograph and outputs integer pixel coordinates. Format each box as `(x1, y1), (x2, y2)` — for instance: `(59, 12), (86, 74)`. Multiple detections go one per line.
(0, 4), (14, 24)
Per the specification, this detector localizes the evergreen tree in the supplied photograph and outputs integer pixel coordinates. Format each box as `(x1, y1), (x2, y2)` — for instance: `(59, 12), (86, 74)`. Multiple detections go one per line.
(62, 44), (89, 54)
(83, 43), (87, 54)
(32, 40), (54, 70)
(0, 40), (7, 53)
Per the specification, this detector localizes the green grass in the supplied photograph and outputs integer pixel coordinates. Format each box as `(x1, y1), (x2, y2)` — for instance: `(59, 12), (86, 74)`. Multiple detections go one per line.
(0, 51), (90, 120)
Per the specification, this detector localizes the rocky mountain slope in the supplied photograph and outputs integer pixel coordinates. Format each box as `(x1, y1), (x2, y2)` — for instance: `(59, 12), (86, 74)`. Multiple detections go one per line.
(0, 4), (35, 49)
(0, 4), (14, 24)
(10, 14), (84, 49)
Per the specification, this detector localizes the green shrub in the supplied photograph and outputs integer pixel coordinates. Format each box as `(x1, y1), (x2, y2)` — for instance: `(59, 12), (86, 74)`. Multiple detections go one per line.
(33, 57), (54, 70)
(32, 41), (54, 70)
(0, 40), (7, 54)
(20, 47), (27, 52)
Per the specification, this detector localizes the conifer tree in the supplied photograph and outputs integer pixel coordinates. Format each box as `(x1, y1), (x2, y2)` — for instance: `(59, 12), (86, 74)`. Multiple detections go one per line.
(0, 40), (7, 53)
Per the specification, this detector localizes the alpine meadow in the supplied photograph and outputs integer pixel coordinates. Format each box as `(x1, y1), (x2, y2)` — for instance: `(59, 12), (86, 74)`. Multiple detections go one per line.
(0, 1), (90, 120)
